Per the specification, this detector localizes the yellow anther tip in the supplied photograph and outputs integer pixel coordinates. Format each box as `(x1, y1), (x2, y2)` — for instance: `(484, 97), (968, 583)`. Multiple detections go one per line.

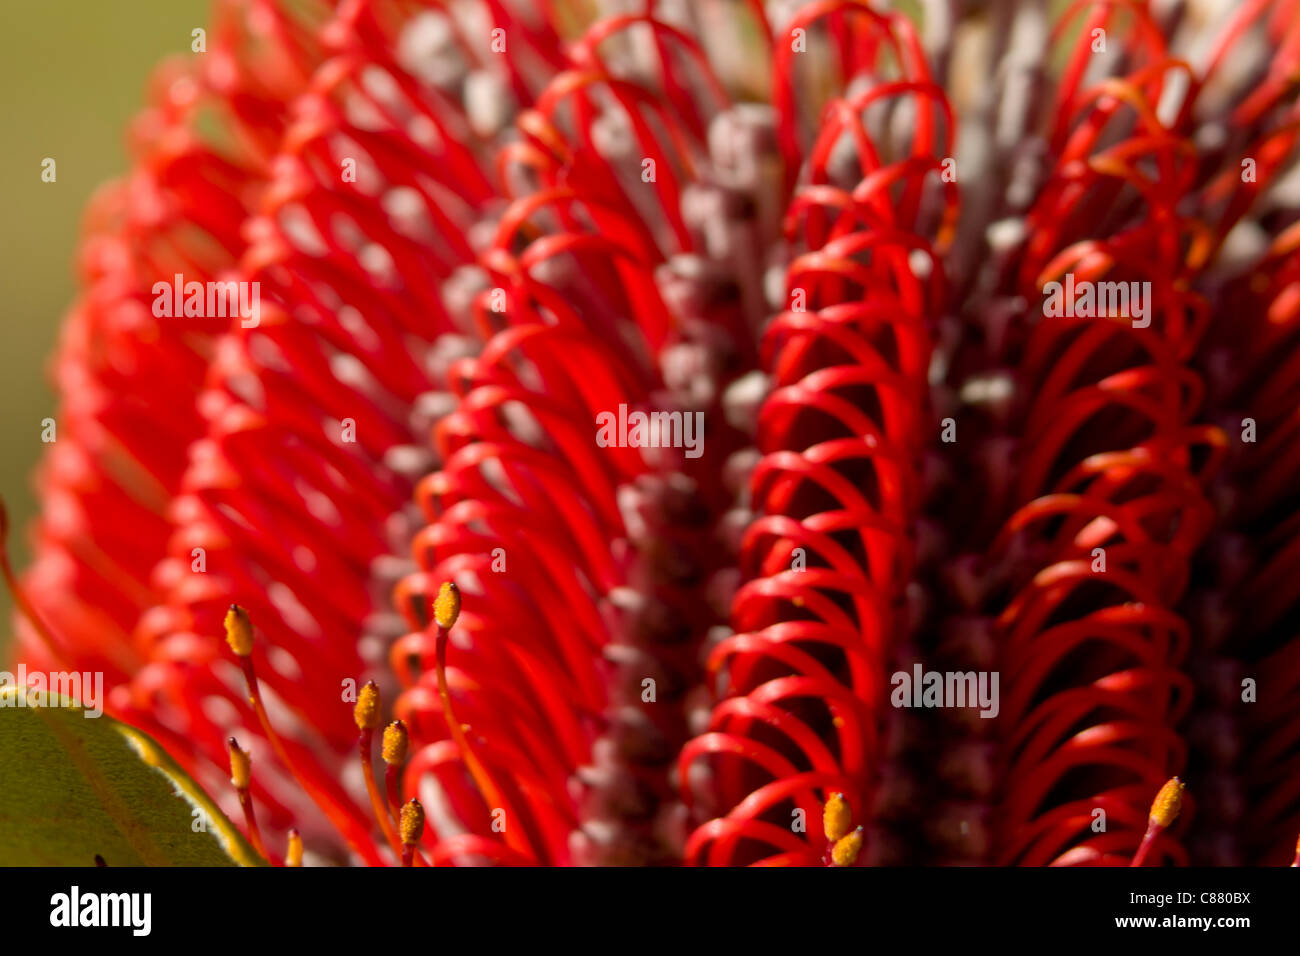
(354, 681), (381, 731)
(382, 720), (409, 766)
(224, 604), (254, 657)
(823, 792), (852, 842)
(287, 828), (303, 868)
(1149, 777), (1185, 829)
(227, 737), (251, 790)
(830, 827), (864, 867)
(434, 581), (461, 630)
(400, 798), (425, 846)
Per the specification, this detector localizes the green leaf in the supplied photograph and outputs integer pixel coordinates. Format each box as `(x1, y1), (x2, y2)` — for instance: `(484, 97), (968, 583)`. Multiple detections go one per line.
(0, 685), (264, 866)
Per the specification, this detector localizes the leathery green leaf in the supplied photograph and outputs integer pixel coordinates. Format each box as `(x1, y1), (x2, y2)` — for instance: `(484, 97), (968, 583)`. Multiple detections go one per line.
(0, 685), (264, 866)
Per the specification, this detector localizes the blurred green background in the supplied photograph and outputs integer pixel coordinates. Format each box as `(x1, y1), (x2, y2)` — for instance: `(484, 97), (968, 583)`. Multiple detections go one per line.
(0, 1), (208, 651)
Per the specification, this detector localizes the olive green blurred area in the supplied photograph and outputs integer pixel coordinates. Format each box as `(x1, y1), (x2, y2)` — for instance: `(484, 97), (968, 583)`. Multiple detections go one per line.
(0, 0), (209, 653)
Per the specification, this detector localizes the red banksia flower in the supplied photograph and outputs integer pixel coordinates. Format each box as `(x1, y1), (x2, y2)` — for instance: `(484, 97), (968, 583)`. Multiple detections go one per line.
(8, 0), (1300, 868)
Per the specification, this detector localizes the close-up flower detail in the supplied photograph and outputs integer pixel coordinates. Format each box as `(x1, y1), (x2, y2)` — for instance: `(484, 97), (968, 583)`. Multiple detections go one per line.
(7, 0), (1300, 869)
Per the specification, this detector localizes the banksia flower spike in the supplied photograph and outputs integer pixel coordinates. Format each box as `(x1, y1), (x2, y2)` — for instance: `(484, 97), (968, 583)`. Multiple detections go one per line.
(17, 0), (324, 683)
(10, 0), (1300, 869)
